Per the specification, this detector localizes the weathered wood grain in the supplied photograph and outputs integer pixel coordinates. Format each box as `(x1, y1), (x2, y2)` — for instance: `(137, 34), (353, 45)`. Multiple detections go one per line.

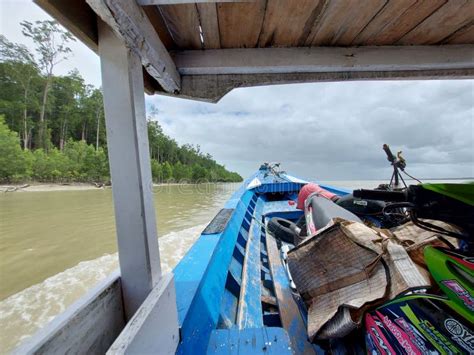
(305, 0), (386, 46)
(352, 0), (446, 45)
(14, 272), (124, 355)
(444, 22), (474, 44)
(107, 273), (179, 355)
(142, 5), (177, 49)
(399, 0), (474, 44)
(217, 0), (267, 48)
(257, 0), (323, 47)
(87, 0), (181, 92)
(173, 45), (474, 75)
(175, 68), (474, 103)
(98, 20), (164, 317)
(159, 4), (203, 49)
(197, 3), (221, 48)
(140, 0), (255, 4)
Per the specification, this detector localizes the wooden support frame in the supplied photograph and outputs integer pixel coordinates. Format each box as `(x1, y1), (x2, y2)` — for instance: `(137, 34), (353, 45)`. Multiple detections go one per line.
(14, 272), (124, 354)
(98, 21), (163, 319)
(162, 45), (474, 102)
(166, 67), (474, 103)
(172, 45), (474, 75)
(107, 273), (179, 354)
(87, 0), (180, 93)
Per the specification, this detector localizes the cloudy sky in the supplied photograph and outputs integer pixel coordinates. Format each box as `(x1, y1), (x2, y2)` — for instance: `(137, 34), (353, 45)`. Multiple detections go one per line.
(1, 1), (473, 180)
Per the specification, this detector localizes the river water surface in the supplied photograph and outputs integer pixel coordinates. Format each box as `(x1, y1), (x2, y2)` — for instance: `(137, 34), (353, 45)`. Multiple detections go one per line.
(0, 183), (238, 352)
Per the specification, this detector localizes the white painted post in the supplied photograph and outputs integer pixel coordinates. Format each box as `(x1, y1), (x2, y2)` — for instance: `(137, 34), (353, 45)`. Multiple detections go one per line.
(98, 21), (161, 319)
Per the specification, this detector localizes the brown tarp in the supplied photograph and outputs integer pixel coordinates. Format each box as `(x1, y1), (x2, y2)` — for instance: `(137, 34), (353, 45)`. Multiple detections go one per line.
(288, 220), (431, 340)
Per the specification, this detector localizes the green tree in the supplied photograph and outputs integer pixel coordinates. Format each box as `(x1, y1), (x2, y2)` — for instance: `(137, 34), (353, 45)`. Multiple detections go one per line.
(0, 116), (28, 181)
(0, 25), (242, 184)
(21, 20), (75, 150)
(172, 161), (188, 182)
(30, 148), (69, 181)
(49, 69), (84, 150)
(162, 161), (173, 182)
(151, 160), (162, 183)
(191, 164), (207, 182)
(0, 35), (39, 149)
(89, 88), (104, 150)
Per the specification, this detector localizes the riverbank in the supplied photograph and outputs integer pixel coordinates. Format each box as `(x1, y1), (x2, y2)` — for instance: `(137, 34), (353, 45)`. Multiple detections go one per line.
(0, 181), (234, 193)
(0, 183), (106, 193)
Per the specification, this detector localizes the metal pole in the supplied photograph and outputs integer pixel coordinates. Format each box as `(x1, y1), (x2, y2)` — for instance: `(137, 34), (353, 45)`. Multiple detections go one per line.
(98, 21), (161, 319)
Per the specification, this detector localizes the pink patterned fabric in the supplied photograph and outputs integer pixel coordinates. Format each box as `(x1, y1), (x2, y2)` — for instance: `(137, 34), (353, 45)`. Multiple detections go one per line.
(296, 183), (337, 210)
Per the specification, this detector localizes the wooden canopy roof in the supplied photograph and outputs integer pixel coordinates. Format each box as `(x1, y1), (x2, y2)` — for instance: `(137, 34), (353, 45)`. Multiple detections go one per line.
(36, 0), (474, 102)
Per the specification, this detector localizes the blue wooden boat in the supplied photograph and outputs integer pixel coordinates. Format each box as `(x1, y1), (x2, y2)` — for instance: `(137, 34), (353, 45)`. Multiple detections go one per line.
(172, 164), (348, 354)
(19, 1), (472, 353)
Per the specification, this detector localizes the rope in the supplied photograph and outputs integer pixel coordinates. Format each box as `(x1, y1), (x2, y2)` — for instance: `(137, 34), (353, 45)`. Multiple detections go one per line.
(402, 170), (422, 184)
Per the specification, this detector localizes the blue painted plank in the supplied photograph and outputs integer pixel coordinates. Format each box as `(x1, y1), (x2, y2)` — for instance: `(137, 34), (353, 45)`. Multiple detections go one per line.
(228, 257), (243, 285)
(207, 328), (292, 354)
(262, 200), (298, 216)
(253, 182), (302, 194)
(173, 233), (221, 325)
(237, 197), (264, 329)
(207, 328), (235, 355)
(232, 245), (245, 264)
(218, 288), (239, 328)
(177, 191), (254, 355)
(265, 233), (322, 355)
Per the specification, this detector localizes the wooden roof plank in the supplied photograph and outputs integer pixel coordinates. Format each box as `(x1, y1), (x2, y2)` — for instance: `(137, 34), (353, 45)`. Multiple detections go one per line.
(139, 0), (255, 4)
(142, 5), (177, 49)
(444, 22), (474, 44)
(305, 0), (386, 46)
(197, 3), (221, 49)
(159, 4), (203, 49)
(352, 0), (446, 46)
(257, 0), (323, 47)
(217, 0), (267, 48)
(398, 0), (474, 45)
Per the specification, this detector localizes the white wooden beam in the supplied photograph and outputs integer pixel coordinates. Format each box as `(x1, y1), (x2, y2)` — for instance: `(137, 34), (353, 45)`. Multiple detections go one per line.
(14, 272), (124, 354)
(107, 273), (179, 354)
(166, 68), (474, 103)
(87, 0), (180, 93)
(99, 21), (162, 319)
(138, 0), (253, 4)
(172, 45), (474, 75)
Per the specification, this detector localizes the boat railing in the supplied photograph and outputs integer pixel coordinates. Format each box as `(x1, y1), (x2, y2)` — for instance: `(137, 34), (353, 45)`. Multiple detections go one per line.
(13, 271), (178, 354)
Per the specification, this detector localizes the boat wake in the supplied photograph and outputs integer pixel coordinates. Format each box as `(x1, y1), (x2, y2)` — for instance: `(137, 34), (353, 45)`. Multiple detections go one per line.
(0, 224), (207, 353)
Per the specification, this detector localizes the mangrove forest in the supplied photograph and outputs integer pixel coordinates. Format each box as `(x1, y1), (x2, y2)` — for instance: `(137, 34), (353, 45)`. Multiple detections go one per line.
(0, 20), (242, 184)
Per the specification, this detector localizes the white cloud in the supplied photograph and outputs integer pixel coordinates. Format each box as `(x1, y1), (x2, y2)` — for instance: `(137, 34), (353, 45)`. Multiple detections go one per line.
(147, 81), (474, 180)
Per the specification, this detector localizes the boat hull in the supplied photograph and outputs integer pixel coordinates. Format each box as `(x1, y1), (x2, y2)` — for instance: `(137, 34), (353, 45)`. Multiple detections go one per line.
(173, 167), (350, 354)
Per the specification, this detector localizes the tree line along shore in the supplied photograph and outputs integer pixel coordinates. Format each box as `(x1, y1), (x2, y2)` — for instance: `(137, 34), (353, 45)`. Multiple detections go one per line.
(0, 20), (242, 185)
